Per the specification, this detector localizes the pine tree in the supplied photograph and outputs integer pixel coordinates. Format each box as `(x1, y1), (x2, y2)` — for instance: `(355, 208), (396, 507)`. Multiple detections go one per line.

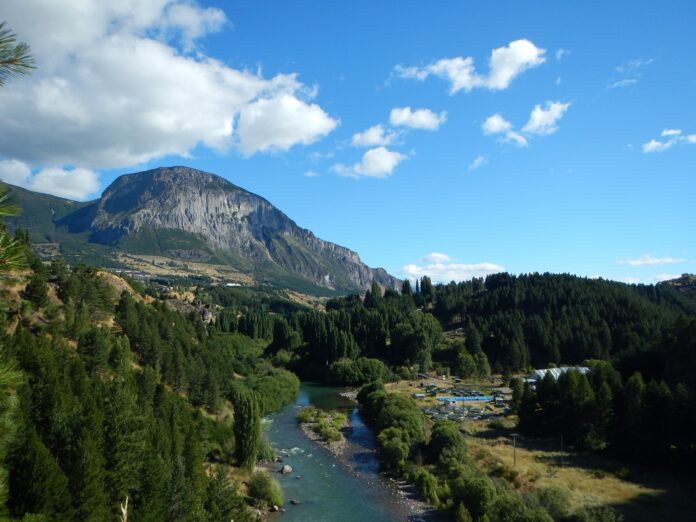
(401, 279), (413, 296)
(205, 468), (249, 522)
(8, 426), (73, 520)
(71, 411), (110, 521)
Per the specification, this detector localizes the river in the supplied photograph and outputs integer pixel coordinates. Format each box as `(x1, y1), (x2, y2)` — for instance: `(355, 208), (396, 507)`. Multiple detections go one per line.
(263, 383), (425, 522)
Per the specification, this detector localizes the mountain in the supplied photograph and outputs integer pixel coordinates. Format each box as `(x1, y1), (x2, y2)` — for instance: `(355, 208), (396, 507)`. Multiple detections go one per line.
(5, 166), (400, 293)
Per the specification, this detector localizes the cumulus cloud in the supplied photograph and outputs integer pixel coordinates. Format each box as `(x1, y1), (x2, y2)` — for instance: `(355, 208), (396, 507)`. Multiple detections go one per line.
(467, 155), (487, 171)
(394, 39), (545, 94)
(351, 125), (397, 147)
(333, 147), (406, 179)
(0, 0), (338, 193)
(402, 254), (504, 283)
(642, 139), (675, 153)
(389, 107), (447, 130)
(482, 114), (512, 135)
(483, 101), (569, 147)
(0, 159), (32, 186)
(303, 170), (320, 178)
(642, 128), (696, 153)
(236, 93), (338, 155)
(621, 254), (685, 266)
(482, 114), (527, 146)
(0, 160), (99, 200)
(522, 101), (571, 135)
(421, 252), (452, 263)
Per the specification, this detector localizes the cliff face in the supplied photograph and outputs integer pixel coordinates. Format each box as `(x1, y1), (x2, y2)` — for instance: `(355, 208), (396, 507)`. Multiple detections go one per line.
(61, 166), (400, 291)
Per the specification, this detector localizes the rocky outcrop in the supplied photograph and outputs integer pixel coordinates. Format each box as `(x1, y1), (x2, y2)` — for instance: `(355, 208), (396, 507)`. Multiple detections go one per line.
(59, 166), (400, 291)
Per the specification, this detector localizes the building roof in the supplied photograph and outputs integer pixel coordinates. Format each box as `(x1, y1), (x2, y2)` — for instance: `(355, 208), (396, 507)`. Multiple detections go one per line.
(528, 366), (590, 381)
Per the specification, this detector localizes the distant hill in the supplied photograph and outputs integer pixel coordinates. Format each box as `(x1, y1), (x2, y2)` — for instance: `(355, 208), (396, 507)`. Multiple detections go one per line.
(4, 166), (400, 294)
(660, 273), (696, 300)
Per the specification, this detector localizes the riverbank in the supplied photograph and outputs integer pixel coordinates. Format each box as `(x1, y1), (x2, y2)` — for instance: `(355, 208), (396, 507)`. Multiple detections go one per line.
(299, 421), (347, 457)
(296, 388), (442, 521)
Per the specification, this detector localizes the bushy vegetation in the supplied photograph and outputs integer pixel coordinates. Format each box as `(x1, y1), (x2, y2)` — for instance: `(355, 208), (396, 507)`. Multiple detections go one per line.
(247, 470), (283, 508)
(296, 406), (348, 443)
(357, 380), (625, 522)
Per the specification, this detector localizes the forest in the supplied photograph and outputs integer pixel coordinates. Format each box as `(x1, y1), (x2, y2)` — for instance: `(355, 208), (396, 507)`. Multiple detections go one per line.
(0, 219), (299, 520)
(2, 213), (696, 520)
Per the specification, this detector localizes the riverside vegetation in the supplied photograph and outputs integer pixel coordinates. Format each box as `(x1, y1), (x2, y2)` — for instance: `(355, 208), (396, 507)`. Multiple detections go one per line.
(3, 232), (696, 520)
(296, 406), (348, 444)
(2, 17), (695, 522)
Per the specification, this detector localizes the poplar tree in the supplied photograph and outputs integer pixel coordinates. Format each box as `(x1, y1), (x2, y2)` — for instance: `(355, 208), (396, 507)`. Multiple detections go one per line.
(232, 387), (260, 470)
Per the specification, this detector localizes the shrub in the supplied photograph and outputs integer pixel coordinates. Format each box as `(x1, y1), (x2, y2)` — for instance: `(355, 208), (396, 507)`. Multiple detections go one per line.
(523, 486), (571, 521)
(412, 467), (440, 506)
(257, 436), (276, 463)
(296, 406), (317, 424)
(377, 427), (409, 469)
(247, 471), (283, 508)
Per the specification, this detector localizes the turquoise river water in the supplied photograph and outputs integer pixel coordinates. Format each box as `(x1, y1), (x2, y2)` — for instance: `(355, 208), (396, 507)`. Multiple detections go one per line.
(263, 383), (421, 522)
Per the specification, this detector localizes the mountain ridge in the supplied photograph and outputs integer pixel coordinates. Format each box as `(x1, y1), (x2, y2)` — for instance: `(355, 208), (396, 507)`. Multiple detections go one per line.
(5, 166), (400, 293)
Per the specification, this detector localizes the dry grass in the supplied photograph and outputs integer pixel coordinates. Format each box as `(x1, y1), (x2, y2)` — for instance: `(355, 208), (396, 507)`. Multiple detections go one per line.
(116, 253), (253, 283)
(385, 377), (696, 521)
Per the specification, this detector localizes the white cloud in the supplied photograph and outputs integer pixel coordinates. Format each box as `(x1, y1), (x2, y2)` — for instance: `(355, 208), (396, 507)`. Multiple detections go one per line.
(486, 39), (546, 90)
(303, 170), (320, 178)
(351, 125), (397, 147)
(0, 0), (338, 180)
(482, 114), (512, 135)
(467, 155), (487, 171)
(483, 101), (569, 147)
(555, 49), (570, 61)
(661, 129), (682, 137)
(616, 58), (654, 74)
(158, 1), (227, 51)
(0, 160), (99, 200)
(608, 57), (654, 89)
(0, 159), (32, 186)
(29, 167), (100, 200)
(236, 93), (338, 155)
(389, 107), (447, 130)
(641, 129), (696, 153)
(607, 78), (638, 89)
(621, 254), (685, 266)
(505, 131), (528, 147)
(402, 256), (504, 283)
(394, 39), (545, 94)
(333, 147), (406, 179)
(643, 139), (675, 153)
(421, 252), (452, 263)
(522, 101), (571, 135)
(623, 273), (681, 285)
(482, 115), (527, 146)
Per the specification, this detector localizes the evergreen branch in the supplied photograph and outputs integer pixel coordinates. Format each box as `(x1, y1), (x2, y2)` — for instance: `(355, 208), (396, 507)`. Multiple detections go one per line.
(0, 21), (36, 86)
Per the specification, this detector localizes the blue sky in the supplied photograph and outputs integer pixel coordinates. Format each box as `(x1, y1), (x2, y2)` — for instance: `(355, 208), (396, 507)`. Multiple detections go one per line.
(1, 1), (695, 283)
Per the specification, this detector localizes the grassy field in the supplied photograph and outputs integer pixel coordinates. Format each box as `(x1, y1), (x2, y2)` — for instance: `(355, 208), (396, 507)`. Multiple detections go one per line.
(386, 377), (696, 521)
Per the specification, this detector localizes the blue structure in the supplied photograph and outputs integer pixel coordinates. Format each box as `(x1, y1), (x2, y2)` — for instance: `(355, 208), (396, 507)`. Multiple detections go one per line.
(437, 396), (493, 403)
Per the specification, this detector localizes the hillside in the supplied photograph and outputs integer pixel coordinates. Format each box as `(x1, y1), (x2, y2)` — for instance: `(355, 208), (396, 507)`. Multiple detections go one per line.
(4, 167), (400, 294)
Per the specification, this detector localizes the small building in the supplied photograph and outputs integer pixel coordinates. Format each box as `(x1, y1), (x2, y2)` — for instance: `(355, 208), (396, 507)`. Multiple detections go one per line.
(526, 366), (590, 384)
(413, 393), (426, 399)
